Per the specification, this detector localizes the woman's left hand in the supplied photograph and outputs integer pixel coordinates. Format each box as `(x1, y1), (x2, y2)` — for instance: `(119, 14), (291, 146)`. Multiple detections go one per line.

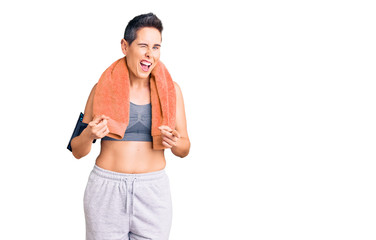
(158, 125), (181, 148)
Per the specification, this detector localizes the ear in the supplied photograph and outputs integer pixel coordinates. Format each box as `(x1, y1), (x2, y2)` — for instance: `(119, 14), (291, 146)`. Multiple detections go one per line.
(120, 39), (128, 56)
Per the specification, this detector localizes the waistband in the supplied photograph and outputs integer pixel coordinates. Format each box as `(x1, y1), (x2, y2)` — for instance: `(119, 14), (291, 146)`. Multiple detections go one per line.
(91, 164), (166, 182)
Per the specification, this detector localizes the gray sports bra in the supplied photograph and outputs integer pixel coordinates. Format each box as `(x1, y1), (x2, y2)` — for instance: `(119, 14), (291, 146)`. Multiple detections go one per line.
(101, 102), (152, 142)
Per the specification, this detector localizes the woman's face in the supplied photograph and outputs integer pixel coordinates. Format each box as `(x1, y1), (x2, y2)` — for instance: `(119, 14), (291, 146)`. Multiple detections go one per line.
(121, 27), (162, 80)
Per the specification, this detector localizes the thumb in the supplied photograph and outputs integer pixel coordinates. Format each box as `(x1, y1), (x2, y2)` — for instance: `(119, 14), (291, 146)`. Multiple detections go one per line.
(91, 114), (107, 125)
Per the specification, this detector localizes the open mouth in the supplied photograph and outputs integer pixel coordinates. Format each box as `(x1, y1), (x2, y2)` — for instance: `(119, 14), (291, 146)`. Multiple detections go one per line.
(140, 60), (152, 72)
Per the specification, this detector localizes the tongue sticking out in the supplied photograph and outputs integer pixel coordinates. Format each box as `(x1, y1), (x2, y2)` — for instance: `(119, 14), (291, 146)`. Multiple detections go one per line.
(140, 62), (150, 72)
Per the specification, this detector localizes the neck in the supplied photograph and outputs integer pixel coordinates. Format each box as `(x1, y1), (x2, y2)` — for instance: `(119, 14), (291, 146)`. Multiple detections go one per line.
(129, 74), (150, 89)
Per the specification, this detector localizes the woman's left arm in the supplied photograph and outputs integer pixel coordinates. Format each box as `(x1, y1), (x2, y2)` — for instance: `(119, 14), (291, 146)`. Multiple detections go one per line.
(158, 81), (191, 158)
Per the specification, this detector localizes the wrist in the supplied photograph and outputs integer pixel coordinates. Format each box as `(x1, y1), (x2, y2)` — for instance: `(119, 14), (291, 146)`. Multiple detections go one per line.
(81, 127), (95, 142)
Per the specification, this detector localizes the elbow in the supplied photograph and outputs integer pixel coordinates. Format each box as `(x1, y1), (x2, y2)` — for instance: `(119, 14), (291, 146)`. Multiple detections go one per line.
(70, 138), (90, 159)
(72, 147), (88, 160)
(72, 150), (83, 160)
(179, 151), (189, 158)
(177, 141), (191, 158)
(181, 148), (190, 158)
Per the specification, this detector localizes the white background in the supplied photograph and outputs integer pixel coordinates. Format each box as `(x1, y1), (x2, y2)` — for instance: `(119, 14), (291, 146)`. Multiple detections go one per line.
(0, 0), (375, 239)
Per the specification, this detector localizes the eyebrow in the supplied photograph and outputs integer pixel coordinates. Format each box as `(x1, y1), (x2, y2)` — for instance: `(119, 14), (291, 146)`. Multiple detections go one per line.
(137, 43), (161, 47)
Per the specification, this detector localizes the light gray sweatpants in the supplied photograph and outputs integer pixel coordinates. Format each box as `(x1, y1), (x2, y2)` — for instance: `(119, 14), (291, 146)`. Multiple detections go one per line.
(83, 164), (173, 240)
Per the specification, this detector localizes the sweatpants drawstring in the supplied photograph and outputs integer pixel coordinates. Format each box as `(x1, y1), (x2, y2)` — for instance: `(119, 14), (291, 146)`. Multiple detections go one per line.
(123, 178), (128, 213)
(132, 178), (137, 216)
(123, 177), (137, 216)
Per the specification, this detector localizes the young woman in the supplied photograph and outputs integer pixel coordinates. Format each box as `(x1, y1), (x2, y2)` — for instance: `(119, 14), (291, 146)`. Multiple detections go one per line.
(70, 13), (190, 240)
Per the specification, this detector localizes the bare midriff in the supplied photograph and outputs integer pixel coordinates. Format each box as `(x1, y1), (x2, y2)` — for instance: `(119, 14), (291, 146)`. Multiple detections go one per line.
(95, 140), (166, 174)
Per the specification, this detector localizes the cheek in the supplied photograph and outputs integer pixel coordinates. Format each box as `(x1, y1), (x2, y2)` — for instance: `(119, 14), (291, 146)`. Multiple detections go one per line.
(126, 58), (139, 73)
(150, 61), (159, 72)
(153, 52), (161, 59)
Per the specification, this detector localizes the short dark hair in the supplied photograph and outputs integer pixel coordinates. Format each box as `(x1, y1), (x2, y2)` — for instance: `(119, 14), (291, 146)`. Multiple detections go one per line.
(124, 13), (163, 46)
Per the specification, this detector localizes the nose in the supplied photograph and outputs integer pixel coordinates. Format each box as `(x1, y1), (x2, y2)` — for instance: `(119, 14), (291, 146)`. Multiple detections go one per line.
(145, 48), (151, 58)
(145, 46), (154, 58)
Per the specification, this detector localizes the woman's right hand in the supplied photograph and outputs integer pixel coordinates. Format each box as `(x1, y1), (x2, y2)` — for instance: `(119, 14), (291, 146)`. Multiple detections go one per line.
(86, 114), (110, 140)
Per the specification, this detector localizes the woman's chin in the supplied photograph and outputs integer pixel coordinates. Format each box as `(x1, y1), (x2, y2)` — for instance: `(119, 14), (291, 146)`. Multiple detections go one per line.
(135, 72), (150, 80)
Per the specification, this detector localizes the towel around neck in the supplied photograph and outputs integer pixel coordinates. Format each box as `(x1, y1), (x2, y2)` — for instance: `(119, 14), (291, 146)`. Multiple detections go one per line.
(92, 57), (176, 150)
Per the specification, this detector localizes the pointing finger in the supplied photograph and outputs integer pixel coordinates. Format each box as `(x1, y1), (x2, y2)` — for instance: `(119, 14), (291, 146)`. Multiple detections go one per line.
(158, 125), (172, 132)
(160, 129), (173, 138)
(91, 115), (110, 126)
(172, 129), (181, 138)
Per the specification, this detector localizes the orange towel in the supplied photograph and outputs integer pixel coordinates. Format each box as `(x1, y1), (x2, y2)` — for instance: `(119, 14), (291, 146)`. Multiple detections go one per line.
(92, 57), (176, 150)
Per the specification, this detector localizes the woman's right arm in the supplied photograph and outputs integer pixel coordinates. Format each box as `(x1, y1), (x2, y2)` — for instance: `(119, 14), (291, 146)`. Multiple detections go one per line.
(71, 83), (110, 159)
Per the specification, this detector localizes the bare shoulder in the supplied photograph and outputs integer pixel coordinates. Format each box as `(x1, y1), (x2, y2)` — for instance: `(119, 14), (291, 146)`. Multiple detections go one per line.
(173, 81), (183, 98)
(173, 81), (189, 138)
(173, 81), (186, 109)
(82, 83), (97, 124)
